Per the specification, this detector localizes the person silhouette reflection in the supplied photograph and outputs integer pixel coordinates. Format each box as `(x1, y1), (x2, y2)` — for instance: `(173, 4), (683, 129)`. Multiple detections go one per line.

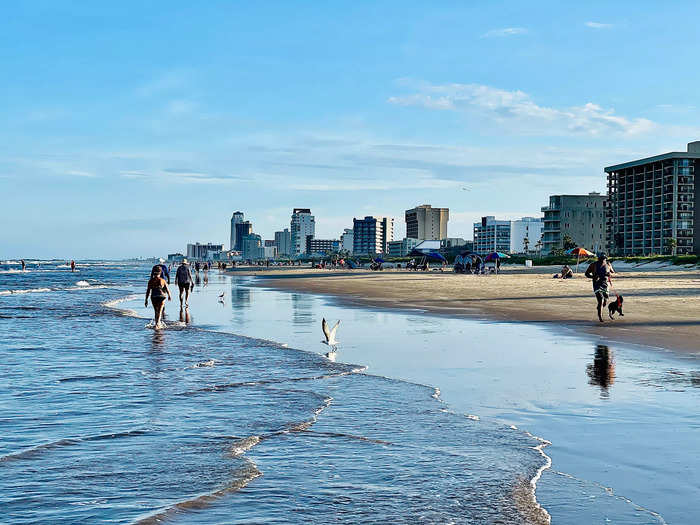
(587, 344), (616, 397)
(179, 306), (191, 324)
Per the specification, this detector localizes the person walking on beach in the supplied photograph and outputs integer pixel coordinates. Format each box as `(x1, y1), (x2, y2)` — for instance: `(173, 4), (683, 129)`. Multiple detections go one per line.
(158, 258), (170, 284)
(146, 265), (171, 329)
(585, 253), (615, 323)
(175, 259), (194, 307)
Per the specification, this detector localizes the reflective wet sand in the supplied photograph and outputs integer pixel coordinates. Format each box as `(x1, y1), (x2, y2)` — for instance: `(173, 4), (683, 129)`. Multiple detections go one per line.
(122, 271), (700, 524)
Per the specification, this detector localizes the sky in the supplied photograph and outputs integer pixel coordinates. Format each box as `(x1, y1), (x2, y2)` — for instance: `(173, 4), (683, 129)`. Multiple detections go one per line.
(3, 1), (700, 258)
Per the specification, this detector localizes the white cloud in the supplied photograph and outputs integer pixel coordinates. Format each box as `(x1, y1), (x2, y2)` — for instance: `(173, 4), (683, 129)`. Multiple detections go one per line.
(65, 170), (96, 178)
(481, 27), (528, 38)
(585, 21), (613, 29)
(388, 82), (655, 136)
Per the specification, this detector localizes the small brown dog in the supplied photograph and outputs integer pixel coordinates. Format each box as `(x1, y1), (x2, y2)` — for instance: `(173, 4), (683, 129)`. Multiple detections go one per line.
(608, 295), (624, 319)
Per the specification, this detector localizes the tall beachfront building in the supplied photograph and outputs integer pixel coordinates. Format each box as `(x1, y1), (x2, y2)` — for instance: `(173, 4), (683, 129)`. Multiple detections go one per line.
(541, 193), (606, 255)
(405, 204), (449, 240)
(605, 141), (699, 256)
(510, 217), (544, 254)
(473, 216), (511, 254)
(352, 216), (394, 255)
(234, 221), (253, 252)
(230, 211), (244, 250)
(290, 208), (315, 255)
(340, 228), (354, 254)
(274, 228), (291, 256)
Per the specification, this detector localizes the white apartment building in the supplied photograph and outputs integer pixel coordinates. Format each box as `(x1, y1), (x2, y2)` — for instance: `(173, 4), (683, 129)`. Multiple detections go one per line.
(510, 217), (544, 253)
(290, 208), (315, 255)
(340, 228), (354, 254)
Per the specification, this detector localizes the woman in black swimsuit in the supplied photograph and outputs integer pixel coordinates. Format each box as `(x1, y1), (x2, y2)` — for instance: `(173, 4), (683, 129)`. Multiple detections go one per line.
(145, 265), (171, 329)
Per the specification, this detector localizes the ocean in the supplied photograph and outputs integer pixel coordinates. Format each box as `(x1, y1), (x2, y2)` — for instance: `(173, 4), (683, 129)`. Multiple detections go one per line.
(1, 261), (550, 524)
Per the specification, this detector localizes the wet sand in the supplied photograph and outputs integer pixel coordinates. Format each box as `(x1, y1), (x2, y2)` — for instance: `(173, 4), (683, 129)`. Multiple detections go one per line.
(233, 265), (700, 354)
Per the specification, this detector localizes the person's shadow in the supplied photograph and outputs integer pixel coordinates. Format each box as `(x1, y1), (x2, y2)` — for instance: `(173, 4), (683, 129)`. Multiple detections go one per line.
(587, 344), (616, 398)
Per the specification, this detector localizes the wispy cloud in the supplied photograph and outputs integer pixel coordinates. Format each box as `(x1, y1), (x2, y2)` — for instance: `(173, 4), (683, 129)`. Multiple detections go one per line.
(65, 170), (96, 178)
(388, 82), (655, 136)
(135, 69), (194, 97)
(481, 27), (528, 38)
(585, 21), (613, 29)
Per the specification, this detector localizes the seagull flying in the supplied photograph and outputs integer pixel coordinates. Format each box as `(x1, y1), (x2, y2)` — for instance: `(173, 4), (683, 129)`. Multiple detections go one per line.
(321, 318), (340, 346)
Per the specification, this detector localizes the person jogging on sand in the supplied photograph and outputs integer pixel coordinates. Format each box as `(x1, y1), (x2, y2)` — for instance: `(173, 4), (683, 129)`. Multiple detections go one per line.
(585, 253), (615, 323)
(175, 259), (194, 308)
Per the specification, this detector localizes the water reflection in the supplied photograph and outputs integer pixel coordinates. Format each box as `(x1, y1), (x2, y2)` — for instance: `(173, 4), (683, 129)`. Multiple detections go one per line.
(587, 344), (616, 398)
(291, 293), (314, 325)
(232, 286), (251, 307)
(179, 306), (191, 324)
(151, 330), (166, 350)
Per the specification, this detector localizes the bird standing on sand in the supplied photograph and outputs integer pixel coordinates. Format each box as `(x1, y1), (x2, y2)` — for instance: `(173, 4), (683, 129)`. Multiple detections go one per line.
(321, 318), (340, 346)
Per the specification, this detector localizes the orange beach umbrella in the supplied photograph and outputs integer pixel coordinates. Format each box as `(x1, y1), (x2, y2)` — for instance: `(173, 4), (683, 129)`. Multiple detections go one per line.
(566, 247), (595, 272)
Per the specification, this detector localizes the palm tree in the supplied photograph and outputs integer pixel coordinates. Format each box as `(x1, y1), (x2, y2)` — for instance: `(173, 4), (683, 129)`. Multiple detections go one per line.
(535, 239), (543, 258)
(667, 237), (678, 256)
(523, 236), (530, 254)
(562, 234), (576, 250)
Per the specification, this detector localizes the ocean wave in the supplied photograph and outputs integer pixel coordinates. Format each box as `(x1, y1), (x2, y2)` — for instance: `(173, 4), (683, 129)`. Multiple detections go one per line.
(0, 287), (52, 295)
(131, 458), (262, 525)
(228, 436), (261, 457)
(0, 428), (149, 464)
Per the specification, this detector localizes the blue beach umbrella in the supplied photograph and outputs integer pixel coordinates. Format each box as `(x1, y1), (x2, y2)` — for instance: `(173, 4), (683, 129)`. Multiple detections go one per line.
(484, 252), (510, 262)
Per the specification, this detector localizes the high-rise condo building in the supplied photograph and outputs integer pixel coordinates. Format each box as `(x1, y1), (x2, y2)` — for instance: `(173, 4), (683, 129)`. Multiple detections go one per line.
(274, 229), (291, 256)
(540, 193), (607, 255)
(230, 211), (244, 250)
(241, 234), (264, 260)
(605, 141), (699, 255)
(510, 217), (544, 254)
(473, 217), (511, 254)
(234, 221), (253, 252)
(306, 238), (341, 255)
(405, 204), (449, 240)
(352, 216), (394, 255)
(186, 243), (224, 260)
(290, 208), (315, 255)
(340, 228), (354, 254)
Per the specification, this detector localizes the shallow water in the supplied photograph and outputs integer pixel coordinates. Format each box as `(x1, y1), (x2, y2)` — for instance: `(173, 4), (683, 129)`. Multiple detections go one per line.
(120, 270), (700, 524)
(1, 262), (552, 524)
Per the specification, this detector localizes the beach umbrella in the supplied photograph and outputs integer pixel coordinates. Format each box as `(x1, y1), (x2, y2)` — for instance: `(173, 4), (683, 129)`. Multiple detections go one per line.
(409, 248), (446, 262)
(566, 247), (595, 272)
(484, 252), (510, 262)
(484, 252), (510, 274)
(426, 251), (446, 262)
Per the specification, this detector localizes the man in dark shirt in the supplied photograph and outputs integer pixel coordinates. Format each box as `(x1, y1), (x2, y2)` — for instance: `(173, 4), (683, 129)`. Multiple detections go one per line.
(158, 258), (170, 284)
(175, 259), (194, 308)
(585, 254), (615, 322)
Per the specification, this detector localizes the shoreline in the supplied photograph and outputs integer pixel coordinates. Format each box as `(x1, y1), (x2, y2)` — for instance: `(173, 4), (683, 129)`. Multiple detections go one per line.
(232, 266), (700, 355)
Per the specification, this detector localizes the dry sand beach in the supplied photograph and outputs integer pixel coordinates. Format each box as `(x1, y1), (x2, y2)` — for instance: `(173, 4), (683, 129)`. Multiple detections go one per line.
(234, 263), (700, 354)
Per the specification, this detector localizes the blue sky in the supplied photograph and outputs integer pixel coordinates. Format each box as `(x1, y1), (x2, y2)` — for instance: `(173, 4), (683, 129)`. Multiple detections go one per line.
(3, 1), (700, 258)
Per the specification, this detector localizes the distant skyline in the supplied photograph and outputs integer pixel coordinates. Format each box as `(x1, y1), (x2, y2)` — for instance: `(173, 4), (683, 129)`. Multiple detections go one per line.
(3, 1), (700, 258)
